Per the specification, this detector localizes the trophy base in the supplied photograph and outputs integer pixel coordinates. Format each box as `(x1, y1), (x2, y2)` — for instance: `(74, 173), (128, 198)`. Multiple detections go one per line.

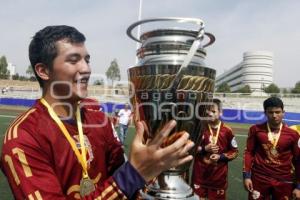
(139, 172), (199, 200)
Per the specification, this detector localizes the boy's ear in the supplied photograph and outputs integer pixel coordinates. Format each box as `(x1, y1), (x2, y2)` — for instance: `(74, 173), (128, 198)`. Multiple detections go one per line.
(34, 63), (50, 81)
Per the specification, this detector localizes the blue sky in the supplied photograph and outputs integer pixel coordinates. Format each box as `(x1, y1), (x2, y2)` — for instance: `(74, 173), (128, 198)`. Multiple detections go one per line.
(0, 0), (299, 87)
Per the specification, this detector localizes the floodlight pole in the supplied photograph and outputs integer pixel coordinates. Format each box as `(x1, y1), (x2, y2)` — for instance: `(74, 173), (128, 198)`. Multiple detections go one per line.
(135, 0), (143, 64)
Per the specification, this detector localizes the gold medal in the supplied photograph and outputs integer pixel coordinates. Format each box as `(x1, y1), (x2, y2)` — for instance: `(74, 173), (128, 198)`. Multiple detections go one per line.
(40, 99), (95, 197)
(270, 148), (278, 156)
(211, 136), (216, 145)
(80, 177), (95, 197)
(267, 123), (282, 156)
(208, 122), (221, 145)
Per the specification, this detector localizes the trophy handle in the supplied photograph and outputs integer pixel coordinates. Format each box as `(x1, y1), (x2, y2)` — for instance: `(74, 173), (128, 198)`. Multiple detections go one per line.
(126, 17), (215, 47)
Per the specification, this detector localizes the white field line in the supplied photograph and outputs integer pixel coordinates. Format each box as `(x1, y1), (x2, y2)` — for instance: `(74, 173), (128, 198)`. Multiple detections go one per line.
(229, 174), (243, 183)
(0, 114), (16, 118)
(235, 134), (247, 137)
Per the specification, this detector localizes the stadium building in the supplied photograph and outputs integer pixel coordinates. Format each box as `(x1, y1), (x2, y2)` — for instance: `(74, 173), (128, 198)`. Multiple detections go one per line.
(215, 51), (273, 92)
(7, 63), (16, 78)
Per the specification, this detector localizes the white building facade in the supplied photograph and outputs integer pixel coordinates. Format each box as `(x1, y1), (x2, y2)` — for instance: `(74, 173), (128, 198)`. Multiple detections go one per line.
(215, 51), (273, 92)
(7, 62), (16, 76)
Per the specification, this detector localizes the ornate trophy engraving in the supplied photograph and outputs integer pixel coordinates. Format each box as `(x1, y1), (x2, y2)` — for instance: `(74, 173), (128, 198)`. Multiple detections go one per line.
(127, 18), (216, 199)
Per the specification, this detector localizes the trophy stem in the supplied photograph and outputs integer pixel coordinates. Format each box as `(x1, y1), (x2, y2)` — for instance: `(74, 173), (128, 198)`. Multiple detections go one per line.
(139, 171), (199, 200)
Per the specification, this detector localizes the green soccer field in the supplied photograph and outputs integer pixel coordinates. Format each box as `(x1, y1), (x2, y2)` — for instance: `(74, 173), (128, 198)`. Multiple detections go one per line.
(0, 108), (250, 200)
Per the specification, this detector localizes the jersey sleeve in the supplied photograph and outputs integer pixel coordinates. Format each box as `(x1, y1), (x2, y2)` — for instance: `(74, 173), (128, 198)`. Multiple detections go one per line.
(1, 127), (145, 200)
(104, 118), (125, 175)
(292, 133), (300, 186)
(220, 128), (238, 162)
(243, 126), (256, 178)
(1, 127), (67, 199)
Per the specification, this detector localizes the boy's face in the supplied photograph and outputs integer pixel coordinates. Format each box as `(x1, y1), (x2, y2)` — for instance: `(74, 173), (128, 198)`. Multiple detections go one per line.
(206, 104), (221, 123)
(48, 40), (91, 101)
(265, 107), (284, 127)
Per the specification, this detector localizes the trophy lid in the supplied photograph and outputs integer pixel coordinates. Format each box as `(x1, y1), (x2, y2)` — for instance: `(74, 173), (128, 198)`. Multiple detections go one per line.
(126, 18), (215, 66)
(140, 29), (199, 41)
(137, 29), (207, 66)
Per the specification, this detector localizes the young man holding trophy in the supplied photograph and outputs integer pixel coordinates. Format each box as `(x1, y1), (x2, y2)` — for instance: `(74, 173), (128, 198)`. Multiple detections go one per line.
(0, 25), (194, 199)
(193, 98), (238, 199)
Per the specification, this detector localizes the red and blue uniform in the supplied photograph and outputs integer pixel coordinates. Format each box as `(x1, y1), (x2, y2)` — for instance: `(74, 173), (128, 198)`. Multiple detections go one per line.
(243, 122), (300, 200)
(193, 122), (238, 200)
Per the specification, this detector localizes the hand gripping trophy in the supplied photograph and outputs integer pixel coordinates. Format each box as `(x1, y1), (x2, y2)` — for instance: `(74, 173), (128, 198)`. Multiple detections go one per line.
(127, 17), (216, 199)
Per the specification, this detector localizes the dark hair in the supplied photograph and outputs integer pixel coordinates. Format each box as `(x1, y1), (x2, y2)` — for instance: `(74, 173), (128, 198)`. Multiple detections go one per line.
(212, 98), (222, 111)
(29, 25), (86, 87)
(263, 97), (284, 111)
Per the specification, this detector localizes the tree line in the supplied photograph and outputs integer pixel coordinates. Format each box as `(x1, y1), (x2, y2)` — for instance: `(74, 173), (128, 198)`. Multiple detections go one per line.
(216, 82), (300, 94)
(0, 55), (36, 81)
(0, 55), (121, 85)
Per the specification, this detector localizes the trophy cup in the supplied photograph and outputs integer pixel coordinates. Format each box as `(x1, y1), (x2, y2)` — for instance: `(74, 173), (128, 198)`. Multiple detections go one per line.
(127, 17), (216, 199)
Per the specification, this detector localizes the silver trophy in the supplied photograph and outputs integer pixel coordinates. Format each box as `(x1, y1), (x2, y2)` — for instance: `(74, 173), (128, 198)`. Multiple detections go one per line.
(127, 17), (216, 199)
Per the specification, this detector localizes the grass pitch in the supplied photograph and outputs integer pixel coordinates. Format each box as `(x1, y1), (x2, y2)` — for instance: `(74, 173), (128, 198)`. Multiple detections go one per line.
(0, 108), (250, 200)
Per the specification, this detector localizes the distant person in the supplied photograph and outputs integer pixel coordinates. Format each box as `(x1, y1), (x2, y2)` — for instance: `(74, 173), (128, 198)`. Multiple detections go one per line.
(118, 103), (132, 145)
(193, 98), (238, 200)
(243, 97), (300, 200)
(1, 86), (8, 94)
(0, 25), (194, 199)
(1, 87), (6, 94)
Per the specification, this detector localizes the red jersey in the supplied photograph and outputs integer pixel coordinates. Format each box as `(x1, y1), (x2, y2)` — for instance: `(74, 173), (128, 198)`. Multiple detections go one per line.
(243, 122), (300, 183)
(0, 99), (145, 199)
(193, 122), (238, 189)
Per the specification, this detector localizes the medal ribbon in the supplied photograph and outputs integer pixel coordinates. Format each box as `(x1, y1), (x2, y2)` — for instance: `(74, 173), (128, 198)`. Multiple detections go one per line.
(267, 123), (282, 149)
(40, 98), (89, 179)
(208, 121), (221, 145)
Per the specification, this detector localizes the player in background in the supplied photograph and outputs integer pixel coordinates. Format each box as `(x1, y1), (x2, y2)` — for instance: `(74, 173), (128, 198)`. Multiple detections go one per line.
(193, 98), (238, 200)
(243, 96), (300, 199)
